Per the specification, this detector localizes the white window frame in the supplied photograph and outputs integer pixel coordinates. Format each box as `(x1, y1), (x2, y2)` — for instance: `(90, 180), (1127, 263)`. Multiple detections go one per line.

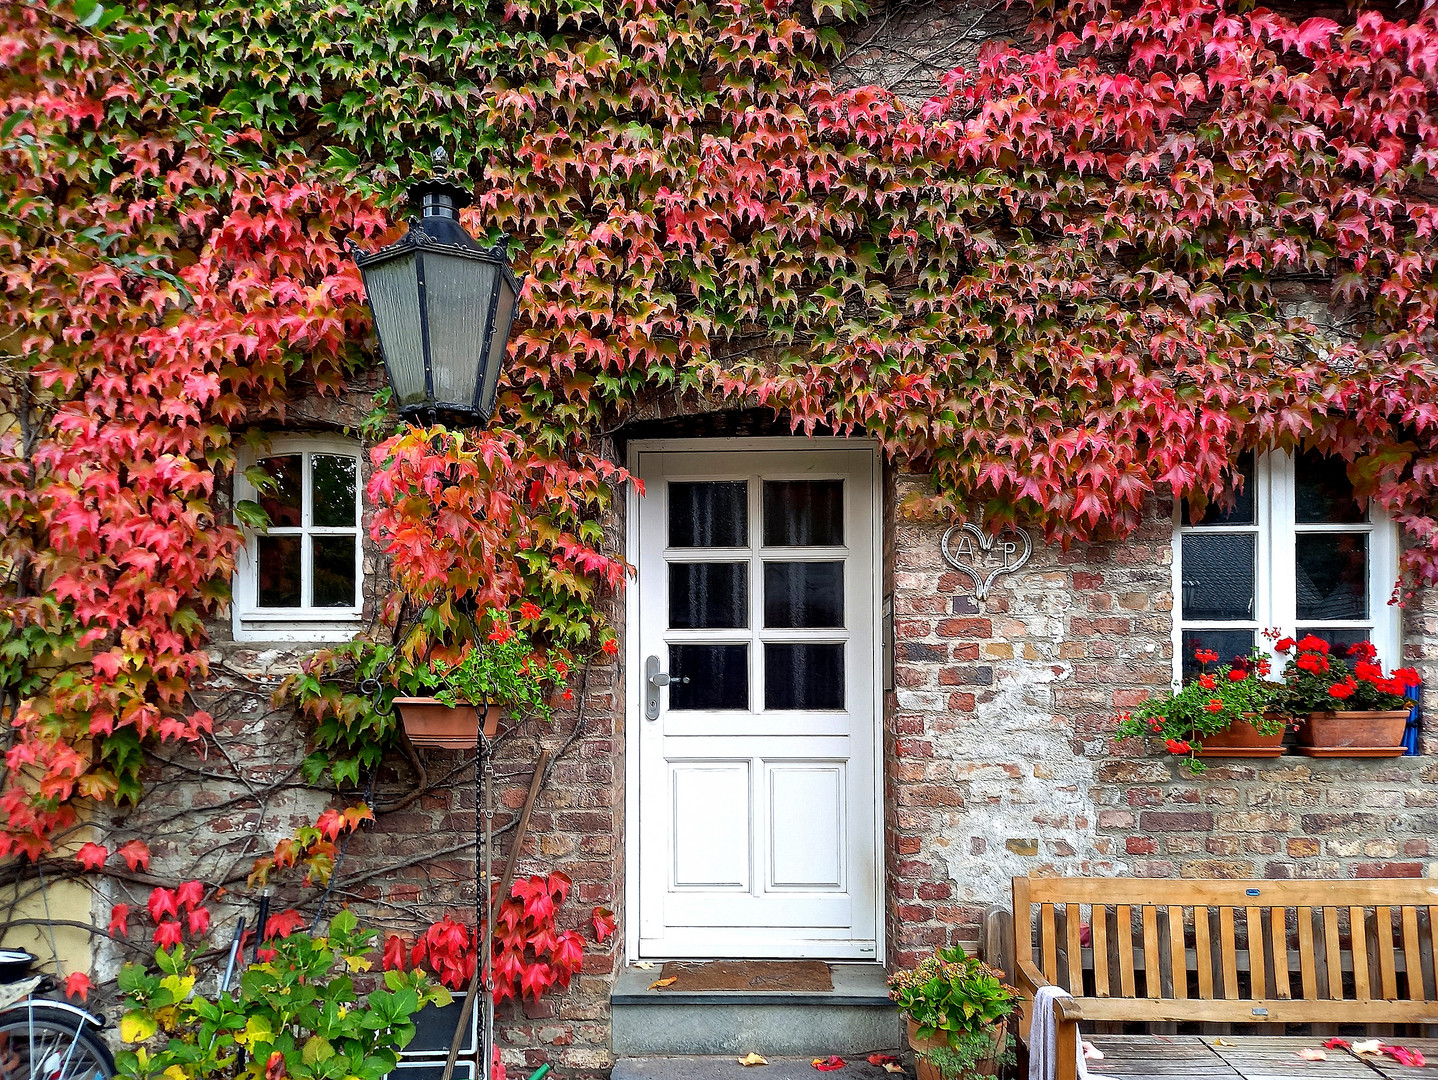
(1171, 449), (1401, 686)
(232, 434), (365, 643)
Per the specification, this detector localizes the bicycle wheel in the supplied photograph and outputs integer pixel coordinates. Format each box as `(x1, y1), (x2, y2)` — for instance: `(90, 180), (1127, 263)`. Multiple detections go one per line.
(0, 1006), (115, 1080)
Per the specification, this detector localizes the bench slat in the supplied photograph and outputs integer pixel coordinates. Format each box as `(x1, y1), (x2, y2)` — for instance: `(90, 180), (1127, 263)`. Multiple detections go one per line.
(1195, 905), (1213, 1000)
(1066, 903), (1083, 995)
(1246, 907), (1266, 1000)
(1142, 906), (1161, 998)
(1351, 907), (1371, 1000)
(1092, 904), (1111, 998)
(1118, 904), (1136, 997)
(1169, 906), (1187, 1000)
(1323, 907), (1343, 1000)
(1219, 906), (1238, 1000)
(1401, 905), (1423, 1002)
(1042, 903), (1058, 984)
(1269, 907), (1290, 1000)
(1023, 877), (1438, 906)
(1297, 907), (1316, 1000)
(1377, 906), (1397, 999)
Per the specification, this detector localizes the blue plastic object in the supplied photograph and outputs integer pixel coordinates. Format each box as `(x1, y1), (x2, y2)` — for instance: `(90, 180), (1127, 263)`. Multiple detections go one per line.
(1402, 683), (1420, 755)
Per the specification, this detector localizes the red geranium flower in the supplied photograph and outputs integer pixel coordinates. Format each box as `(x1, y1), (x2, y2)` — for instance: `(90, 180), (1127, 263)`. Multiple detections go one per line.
(1204, 698), (1224, 713)
(518, 601), (542, 621)
(487, 624), (514, 644)
(1347, 641), (1377, 661)
(1198, 674), (1217, 690)
(1227, 669), (1247, 681)
(1328, 678), (1357, 700)
(1295, 635), (1329, 655)
(1193, 649), (1219, 664)
(1274, 637), (1296, 654)
(1164, 738), (1192, 754)
(600, 638), (618, 656)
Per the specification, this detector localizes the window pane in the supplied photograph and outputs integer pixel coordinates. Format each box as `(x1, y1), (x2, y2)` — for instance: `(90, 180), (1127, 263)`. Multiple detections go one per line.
(765, 644), (844, 710)
(1180, 630), (1256, 679)
(764, 561), (844, 628)
(313, 455), (358, 527)
(1179, 534), (1255, 621)
(313, 536), (358, 608)
(1181, 451), (1255, 526)
(669, 563), (747, 629)
(1296, 533), (1368, 620)
(669, 482), (748, 548)
(763, 480), (843, 546)
(258, 455), (302, 527)
(669, 645), (748, 710)
(257, 536), (301, 606)
(1296, 450), (1366, 524)
(1296, 627), (1371, 661)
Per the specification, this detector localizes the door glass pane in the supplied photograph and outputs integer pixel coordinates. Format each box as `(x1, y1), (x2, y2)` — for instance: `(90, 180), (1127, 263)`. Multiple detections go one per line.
(765, 644), (844, 710)
(764, 561), (844, 628)
(1179, 534), (1255, 621)
(762, 480), (843, 546)
(1296, 450), (1366, 524)
(669, 563), (747, 629)
(1295, 627), (1371, 660)
(1181, 451), (1255, 526)
(1180, 630), (1256, 678)
(313, 536), (358, 607)
(257, 536), (301, 606)
(312, 455), (358, 527)
(669, 482), (748, 548)
(1296, 533), (1368, 619)
(669, 645), (748, 710)
(257, 455), (302, 527)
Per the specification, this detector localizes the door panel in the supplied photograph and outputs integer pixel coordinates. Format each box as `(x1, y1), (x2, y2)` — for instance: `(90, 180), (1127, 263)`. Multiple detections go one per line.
(635, 448), (879, 959)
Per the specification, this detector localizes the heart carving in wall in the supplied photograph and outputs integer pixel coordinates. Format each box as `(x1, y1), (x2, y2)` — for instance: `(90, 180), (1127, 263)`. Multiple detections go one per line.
(940, 516), (1033, 601)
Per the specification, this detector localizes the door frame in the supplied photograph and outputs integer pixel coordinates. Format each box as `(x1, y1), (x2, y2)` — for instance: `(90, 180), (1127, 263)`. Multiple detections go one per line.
(622, 436), (886, 963)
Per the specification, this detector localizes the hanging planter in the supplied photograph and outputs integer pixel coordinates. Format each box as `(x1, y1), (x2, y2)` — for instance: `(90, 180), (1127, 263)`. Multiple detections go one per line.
(394, 698), (501, 747)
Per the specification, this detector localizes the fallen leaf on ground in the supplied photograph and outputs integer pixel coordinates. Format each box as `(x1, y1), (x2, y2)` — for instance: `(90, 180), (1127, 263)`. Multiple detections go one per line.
(634, 961), (655, 969)
(1297, 1049), (1327, 1061)
(1384, 1047), (1426, 1067)
(1324, 1038), (1350, 1051)
(880, 1065), (904, 1074)
(867, 1055), (898, 1067)
(738, 1054), (768, 1067)
(1352, 1040), (1382, 1056)
(812, 1057), (846, 1071)
(648, 977), (677, 990)
(1082, 1042), (1104, 1060)
(1213, 1039), (1234, 1047)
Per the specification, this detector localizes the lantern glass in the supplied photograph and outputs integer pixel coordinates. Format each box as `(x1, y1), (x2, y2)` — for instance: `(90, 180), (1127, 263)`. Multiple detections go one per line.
(360, 251), (427, 410)
(479, 271), (518, 421)
(423, 250), (501, 413)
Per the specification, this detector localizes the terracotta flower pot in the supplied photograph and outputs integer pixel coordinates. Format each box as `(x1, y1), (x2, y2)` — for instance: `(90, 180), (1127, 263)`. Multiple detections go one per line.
(1197, 714), (1287, 757)
(1299, 710), (1410, 750)
(394, 697), (501, 748)
(906, 1018), (1006, 1080)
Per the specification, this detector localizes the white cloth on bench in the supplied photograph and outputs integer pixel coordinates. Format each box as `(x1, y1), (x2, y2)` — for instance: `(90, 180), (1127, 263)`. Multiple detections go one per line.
(1027, 985), (1091, 1080)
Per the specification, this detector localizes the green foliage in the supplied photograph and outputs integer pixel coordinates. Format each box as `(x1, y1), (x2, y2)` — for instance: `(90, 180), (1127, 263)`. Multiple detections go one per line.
(1113, 648), (1286, 774)
(887, 945), (1017, 1046)
(917, 1030), (1016, 1080)
(416, 611), (569, 724)
(114, 910), (451, 1080)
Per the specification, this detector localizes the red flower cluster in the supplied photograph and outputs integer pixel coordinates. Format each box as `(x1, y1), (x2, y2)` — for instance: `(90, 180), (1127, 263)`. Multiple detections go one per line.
(1164, 738), (1192, 754)
(1198, 674), (1217, 690)
(1193, 649), (1220, 664)
(1227, 669), (1247, 682)
(1204, 698), (1224, 713)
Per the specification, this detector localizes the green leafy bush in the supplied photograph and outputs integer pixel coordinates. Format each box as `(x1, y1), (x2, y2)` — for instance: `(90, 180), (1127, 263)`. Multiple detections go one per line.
(887, 945), (1017, 1047)
(115, 910), (451, 1080)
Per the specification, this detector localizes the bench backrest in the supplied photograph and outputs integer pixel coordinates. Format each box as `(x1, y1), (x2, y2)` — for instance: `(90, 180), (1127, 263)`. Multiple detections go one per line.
(1014, 876), (1438, 1024)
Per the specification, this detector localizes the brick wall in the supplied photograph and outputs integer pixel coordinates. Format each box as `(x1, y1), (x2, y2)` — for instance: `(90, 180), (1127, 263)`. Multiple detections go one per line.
(886, 467), (1438, 969)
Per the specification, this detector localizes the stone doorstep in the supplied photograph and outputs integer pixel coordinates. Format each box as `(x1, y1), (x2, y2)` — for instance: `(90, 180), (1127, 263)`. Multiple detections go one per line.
(612, 1058), (897, 1080)
(611, 963), (893, 1007)
(610, 964), (903, 1057)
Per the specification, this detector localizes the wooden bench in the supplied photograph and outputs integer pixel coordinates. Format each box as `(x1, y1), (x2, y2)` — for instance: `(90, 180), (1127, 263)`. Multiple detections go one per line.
(1009, 876), (1438, 1080)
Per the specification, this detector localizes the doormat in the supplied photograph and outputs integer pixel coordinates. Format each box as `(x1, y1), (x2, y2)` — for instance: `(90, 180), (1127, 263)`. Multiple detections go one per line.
(656, 960), (834, 992)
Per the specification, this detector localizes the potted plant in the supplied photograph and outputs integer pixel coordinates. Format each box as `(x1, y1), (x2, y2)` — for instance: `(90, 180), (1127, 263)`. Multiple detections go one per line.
(1274, 636), (1419, 754)
(393, 606), (570, 748)
(1113, 647), (1287, 773)
(887, 945), (1017, 1080)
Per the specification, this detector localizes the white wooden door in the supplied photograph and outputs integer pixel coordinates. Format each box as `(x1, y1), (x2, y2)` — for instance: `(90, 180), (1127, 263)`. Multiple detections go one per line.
(633, 446), (880, 959)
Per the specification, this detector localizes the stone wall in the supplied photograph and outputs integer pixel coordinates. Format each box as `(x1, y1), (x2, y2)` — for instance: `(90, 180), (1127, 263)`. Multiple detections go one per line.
(886, 467), (1438, 970)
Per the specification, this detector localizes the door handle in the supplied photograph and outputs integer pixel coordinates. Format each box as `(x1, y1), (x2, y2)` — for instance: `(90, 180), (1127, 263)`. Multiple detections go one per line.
(644, 655), (688, 720)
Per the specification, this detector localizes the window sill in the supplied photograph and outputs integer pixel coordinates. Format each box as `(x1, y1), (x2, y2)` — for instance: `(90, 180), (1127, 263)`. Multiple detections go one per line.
(232, 610), (365, 644)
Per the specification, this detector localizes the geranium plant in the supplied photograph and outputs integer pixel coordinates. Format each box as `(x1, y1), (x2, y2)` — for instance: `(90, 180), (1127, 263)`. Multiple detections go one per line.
(414, 607), (572, 723)
(1113, 648), (1285, 774)
(1274, 636), (1420, 715)
(887, 945), (1017, 1047)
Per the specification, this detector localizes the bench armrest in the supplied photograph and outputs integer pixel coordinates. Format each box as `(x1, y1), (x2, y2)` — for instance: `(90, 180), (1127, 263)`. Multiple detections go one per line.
(1014, 956), (1083, 1080)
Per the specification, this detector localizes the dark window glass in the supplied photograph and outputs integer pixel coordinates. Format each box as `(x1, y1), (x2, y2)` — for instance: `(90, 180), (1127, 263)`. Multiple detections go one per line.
(763, 480), (843, 546)
(258, 455), (302, 527)
(669, 645), (748, 710)
(764, 562), (844, 628)
(765, 644), (844, 710)
(1180, 630), (1256, 678)
(1296, 450), (1366, 524)
(1295, 627), (1371, 660)
(1181, 452), (1255, 526)
(1296, 534), (1368, 620)
(669, 563), (747, 629)
(313, 455), (358, 527)
(669, 482), (748, 548)
(1179, 534), (1255, 621)
(257, 536), (302, 606)
(313, 536), (358, 607)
